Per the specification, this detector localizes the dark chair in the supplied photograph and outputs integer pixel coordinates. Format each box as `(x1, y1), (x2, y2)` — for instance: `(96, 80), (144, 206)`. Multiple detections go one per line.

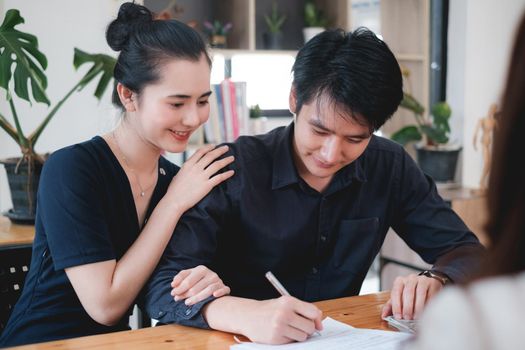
(0, 244), (151, 334)
(0, 245), (32, 333)
(135, 306), (152, 328)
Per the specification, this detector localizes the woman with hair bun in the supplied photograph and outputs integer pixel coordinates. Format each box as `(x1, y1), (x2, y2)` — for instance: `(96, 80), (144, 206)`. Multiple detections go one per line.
(0, 2), (233, 346)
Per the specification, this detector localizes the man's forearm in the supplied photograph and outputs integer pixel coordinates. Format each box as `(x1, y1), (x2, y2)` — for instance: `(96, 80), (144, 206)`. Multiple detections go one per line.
(433, 243), (485, 282)
(203, 296), (258, 334)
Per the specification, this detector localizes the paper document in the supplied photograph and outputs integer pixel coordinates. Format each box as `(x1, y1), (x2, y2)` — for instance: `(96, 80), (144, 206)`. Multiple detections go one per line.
(230, 317), (411, 350)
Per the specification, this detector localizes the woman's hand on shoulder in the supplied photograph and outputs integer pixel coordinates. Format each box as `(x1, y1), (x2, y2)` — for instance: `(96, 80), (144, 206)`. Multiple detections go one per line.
(170, 265), (231, 305)
(166, 145), (234, 213)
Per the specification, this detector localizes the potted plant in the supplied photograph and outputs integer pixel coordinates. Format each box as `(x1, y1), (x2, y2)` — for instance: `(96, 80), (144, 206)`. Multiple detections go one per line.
(303, 0), (327, 43)
(0, 9), (116, 223)
(391, 93), (461, 183)
(203, 20), (233, 48)
(263, 1), (287, 50)
(249, 104), (267, 134)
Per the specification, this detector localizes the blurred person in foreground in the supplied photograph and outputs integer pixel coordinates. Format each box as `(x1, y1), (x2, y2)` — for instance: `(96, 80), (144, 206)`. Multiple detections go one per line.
(405, 11), (525, 350)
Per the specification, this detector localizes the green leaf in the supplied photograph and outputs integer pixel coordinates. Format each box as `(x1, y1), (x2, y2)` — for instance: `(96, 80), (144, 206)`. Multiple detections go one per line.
(304, 1), (326, 27)
(390, 125), (422, 146)
(421, 125), (448, 144)
(0, 9), (49, 105)
(431, 102), (451, 119)
(73, 48), (116, 100)
(431, 101), (451, 134)
(400, 93), (425, 115)
(265, 2), (286, 33)
(433, 113), (450, 133)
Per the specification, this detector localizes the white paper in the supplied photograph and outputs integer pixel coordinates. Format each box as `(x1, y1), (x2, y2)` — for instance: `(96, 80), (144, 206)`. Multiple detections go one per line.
(230, 317), (411, 350)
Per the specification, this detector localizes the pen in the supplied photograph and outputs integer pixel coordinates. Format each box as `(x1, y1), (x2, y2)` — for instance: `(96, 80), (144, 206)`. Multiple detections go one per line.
(265, 271), (291, 296)
(265, 271), (321, 336)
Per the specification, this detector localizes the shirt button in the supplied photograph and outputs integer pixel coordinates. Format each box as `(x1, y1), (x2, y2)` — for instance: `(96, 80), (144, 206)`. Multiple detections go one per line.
(312, 267), (318, 274)
(158, 311), (165, 317)
(320, 235), (327, 242)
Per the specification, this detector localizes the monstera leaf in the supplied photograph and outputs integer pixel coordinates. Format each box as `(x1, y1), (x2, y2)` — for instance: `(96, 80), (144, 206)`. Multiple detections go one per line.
(73, 48), (116, 100)
(0, 9), (49, 105)
(29, 49), (117, 145)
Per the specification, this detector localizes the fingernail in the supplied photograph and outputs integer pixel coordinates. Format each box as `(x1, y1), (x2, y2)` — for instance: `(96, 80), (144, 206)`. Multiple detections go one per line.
(174, 296), (179, 301)
(394, 313), (401, 319)
(185, 299), (191, 305)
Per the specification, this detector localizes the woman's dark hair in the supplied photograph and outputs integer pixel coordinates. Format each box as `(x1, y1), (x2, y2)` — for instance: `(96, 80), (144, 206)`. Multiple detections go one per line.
(291, 28), (403, 130)
(476, 13), (525, 279)
(106, 2), (211, 109)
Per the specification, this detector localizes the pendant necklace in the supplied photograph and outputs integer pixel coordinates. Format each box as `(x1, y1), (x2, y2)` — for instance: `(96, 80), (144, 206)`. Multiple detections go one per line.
(112, 131), (156, 198)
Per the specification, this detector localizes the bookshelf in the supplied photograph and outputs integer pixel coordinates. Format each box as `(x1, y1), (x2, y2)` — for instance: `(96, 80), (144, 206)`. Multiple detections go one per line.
(145, 0), (430, 142)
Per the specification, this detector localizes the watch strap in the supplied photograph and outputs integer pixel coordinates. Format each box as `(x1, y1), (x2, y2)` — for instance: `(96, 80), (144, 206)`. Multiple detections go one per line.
(418, 270), (450, 285)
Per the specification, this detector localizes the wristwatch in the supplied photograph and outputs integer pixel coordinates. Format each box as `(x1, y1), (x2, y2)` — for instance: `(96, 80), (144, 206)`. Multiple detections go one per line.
(418, 270), (451, 286)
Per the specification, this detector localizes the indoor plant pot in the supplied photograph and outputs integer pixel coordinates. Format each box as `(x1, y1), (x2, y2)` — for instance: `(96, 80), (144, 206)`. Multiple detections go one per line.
(263, 32), (283, 49)
(0, 158), (44, 224)
(263, 1), (286, 50)
(302, 27), (324, 43)
(414, 144), (462, 183)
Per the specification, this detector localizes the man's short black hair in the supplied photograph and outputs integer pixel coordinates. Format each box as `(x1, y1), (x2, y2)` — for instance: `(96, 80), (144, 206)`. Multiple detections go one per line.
(292, 28), (403, 130)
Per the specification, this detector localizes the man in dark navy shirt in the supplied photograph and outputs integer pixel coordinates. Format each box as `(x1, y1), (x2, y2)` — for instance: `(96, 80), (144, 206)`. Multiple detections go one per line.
(145, 28), (483, 344)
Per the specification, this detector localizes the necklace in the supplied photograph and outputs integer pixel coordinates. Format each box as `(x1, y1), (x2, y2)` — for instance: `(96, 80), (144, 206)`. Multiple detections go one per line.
(111, 131), (156, 198)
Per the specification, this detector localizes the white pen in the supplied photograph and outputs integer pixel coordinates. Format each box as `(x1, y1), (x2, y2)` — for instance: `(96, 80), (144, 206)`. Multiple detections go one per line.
(265, 271), (291, 296)
(265, 271), (321, 336)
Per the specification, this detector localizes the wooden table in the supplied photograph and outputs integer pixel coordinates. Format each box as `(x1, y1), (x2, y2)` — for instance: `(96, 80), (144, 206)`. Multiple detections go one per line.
(0, 216), (35, 249)
(8, 292), (392, 349)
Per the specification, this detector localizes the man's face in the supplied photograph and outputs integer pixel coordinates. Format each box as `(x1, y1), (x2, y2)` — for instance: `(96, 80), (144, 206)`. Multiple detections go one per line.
(291, 93), (372, 186)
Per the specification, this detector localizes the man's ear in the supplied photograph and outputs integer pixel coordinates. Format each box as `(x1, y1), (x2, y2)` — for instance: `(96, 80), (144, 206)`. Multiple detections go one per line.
(289, 86), (297, 114)
(117, 83), (137, 112)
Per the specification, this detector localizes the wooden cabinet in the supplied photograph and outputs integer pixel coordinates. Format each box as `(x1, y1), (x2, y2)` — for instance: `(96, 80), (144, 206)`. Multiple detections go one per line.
(144, 0), (429, 95)
(145, 0), (356, 50)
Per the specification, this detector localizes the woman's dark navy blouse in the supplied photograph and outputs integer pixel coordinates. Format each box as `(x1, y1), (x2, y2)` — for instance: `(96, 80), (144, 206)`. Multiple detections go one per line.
(0, 136), (178, 347)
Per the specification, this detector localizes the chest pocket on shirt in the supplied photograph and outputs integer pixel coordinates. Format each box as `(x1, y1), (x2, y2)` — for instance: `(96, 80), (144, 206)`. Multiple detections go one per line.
(332, 217), (379, 273)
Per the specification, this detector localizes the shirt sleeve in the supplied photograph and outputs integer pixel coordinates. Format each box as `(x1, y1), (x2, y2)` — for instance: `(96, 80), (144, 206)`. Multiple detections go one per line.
(38, 146), (115, 270)
(391, 149), (484, 282)
(144, 158), (237, 328)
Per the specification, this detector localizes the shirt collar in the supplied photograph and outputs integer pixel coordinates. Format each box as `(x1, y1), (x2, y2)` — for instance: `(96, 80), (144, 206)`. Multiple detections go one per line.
(271, 122), (368, 191)
(272, 123), (301, 190)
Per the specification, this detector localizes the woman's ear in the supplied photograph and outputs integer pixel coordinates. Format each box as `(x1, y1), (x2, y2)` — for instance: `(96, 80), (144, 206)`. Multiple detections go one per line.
(117, 83), (137, 112)
(289, 86), (297, 115)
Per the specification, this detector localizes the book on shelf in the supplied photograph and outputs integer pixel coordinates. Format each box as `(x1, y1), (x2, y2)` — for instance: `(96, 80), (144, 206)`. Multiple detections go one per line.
(201, 79), (249, 145)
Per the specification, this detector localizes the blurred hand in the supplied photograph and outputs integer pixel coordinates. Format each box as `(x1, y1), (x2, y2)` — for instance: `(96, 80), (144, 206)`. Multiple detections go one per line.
(381, 273), (443, 320)
(170, 265), (230, 305)
(166, 144), (234, 212)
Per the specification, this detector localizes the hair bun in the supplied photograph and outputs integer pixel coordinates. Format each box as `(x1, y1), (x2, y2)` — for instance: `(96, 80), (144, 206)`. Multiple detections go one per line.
(106, 2), (153, 51)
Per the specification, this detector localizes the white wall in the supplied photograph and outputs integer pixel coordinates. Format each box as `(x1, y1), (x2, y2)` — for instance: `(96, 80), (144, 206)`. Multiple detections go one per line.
(448, 0), (525, 188)
(0, 1), (126, 212)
